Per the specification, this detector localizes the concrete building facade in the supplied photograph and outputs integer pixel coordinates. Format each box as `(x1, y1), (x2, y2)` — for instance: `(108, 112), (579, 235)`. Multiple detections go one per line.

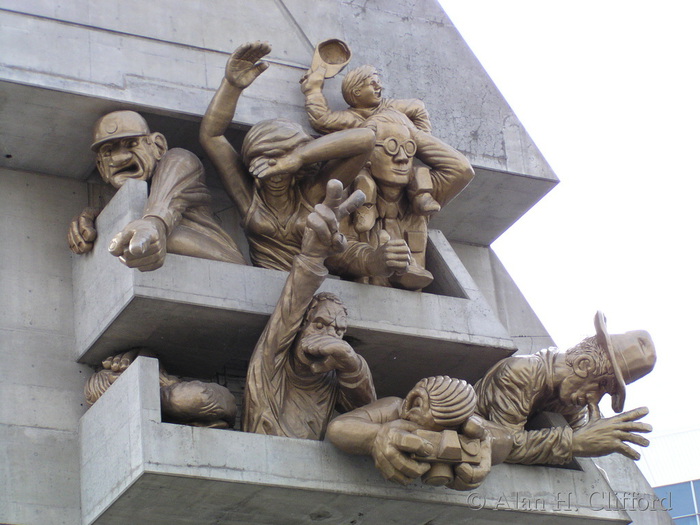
(0, 1), (670, 523)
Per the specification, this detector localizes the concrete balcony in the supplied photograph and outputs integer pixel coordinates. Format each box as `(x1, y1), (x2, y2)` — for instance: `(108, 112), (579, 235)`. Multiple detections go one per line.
(79, 357), (632, 525)
(72, 181), (516, 396)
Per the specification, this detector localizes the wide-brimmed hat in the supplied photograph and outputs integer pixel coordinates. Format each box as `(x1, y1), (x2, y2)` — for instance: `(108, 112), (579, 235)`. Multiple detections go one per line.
(91, 110), (150, 151)
(594, 311), (657, 413)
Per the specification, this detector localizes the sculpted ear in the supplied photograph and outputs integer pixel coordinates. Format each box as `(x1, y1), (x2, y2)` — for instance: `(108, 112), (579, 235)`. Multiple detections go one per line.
(401, 388), (430, 422)
(95, 156), (110, 184)
(150, 132), (167, 160)
(572, 354), (596, 378)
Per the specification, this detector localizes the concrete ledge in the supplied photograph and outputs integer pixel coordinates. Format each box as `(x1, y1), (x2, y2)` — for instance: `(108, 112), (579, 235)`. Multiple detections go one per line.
(72, 181), (516, 396)
(79, 357), (631, 525)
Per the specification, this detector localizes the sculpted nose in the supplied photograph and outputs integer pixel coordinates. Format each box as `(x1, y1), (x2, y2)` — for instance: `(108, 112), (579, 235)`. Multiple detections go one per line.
(393, 146), (409, 163)
(110, 148), (132, 166)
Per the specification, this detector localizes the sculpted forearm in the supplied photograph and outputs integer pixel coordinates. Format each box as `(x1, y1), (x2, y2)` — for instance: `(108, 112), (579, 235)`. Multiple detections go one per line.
(200, 80), (244, 142)
(414, 130), (474, 206)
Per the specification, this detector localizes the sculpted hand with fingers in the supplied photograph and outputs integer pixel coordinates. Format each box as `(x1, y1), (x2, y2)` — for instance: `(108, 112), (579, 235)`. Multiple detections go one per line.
(69, 110), (245, 270)
(109, 217), (167, 271)
(84, 349), (238, 429)
(67, 207), (100, 254)
(244, 180), (377, 440)
(572, 406), (651, 460)
(474, 311), (656, 465)
(327, 376), (512, 489)
(201, 42), (376, 273)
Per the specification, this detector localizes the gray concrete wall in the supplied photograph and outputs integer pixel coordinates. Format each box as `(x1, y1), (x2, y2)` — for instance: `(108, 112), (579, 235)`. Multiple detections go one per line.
(0, 0), (556, 181)
(451, 242), (556, 355)
(0, 168), (92, 524)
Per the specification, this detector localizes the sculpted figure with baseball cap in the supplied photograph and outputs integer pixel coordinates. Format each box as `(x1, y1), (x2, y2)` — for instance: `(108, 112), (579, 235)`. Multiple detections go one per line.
(67, 110), (245, 271)
(474, 312), (656, 465)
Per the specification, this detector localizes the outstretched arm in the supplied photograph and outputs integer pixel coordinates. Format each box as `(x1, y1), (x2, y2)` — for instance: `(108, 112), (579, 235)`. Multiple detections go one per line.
(413, 129), (474, 207)
(301, 66), (364, 134)
(243, 181), (365, 434)
(108, 150), (211, 272)
(249, 127), (374, 206)
(200, 41), (271, 215)
(327, 398), (434, 485)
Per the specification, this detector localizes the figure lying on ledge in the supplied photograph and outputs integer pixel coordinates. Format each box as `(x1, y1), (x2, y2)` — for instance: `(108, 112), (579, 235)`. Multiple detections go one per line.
(68, 110), (245, 271)
(474, 311), (656, 465)
(243, 179), (377, 440)
(84, 349), (237, 428)
(327, 376), (512, 490)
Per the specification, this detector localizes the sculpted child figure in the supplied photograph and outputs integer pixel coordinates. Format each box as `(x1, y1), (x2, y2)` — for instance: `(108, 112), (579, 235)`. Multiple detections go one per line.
(68, 110), (246, 271)
(201, 42), (407, 278)
(327, 376), (512, 490)
(301, 59), (441, 227)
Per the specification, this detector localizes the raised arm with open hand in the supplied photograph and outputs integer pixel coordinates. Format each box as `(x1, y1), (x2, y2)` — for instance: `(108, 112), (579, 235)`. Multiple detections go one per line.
(225, 41), (271, 89)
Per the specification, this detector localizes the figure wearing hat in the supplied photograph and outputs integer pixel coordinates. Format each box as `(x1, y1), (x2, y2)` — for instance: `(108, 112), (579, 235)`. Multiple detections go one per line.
(473, 312), (656, 465)
(68, 110), (245, 271)
(300, 41), (442, 229)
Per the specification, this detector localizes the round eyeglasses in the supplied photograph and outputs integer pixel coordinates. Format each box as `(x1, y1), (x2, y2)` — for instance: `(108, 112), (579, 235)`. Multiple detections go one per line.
(375, 137), (417, 157)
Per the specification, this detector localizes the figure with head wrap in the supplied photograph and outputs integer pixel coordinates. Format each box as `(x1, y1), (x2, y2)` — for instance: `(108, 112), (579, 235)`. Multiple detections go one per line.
(200, 42), (410, 276)
(326, 376), (513, 491)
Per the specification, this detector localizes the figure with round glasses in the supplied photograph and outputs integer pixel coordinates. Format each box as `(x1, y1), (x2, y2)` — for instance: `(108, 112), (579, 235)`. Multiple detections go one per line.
(301, 63), (443, 232)
(326, 109), (475, 290)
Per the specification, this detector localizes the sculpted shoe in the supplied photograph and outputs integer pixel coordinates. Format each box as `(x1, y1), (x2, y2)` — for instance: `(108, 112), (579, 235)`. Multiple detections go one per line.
(391, 264), (434, 290)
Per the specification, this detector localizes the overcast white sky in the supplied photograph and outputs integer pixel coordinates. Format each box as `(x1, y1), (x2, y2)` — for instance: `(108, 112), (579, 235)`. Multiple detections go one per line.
(438, 0), (700, 481)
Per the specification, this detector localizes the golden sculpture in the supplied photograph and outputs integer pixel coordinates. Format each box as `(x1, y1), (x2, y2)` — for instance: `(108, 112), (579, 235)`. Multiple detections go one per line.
(85, 350), (238, 428)
(327, 376), (512, 490)
(474, 311), (656, 465)
(68, 110), (246, 271)
(200, 42), (379, 272)
(325, 109), (475, 290)
(301, 43), (441, 220)
(243, 180), (376, 440)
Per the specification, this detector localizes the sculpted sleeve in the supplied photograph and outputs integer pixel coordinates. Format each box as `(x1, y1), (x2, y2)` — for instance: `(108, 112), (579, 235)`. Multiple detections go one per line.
(389, 98), (432, 133)
(143, 148), (211, 234)
(336, 354), (377, 413)
(412, 130), (473, 208)
(243, 254), (328, 435)
(475, 357), (574, 465)
(301, 81), (364, 134)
